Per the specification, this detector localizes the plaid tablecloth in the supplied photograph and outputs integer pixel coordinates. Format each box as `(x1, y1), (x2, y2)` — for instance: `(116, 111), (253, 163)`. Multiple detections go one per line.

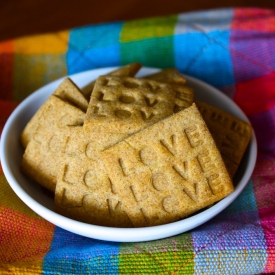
(1, 7), (275, 275)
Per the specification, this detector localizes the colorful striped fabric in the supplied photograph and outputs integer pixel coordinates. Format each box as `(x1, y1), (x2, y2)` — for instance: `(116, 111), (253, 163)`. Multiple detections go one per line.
(1, 7), (275, 274)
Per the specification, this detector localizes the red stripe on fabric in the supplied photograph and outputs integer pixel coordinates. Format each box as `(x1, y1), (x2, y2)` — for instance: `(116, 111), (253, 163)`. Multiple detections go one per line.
(258, 206), (275, 273)
(232, 8), (275, 32)
(234, 72), (275, 116)
(0, 53), (14, 100)
(0, 206), (55, 263)
(0, 100), (18, 135)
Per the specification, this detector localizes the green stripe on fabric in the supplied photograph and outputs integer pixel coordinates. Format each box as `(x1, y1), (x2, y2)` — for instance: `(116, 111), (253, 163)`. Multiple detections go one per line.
(119, 234), (194, 274)
(120, 15), (177, 68)
(120, 37), (175, 68)
(120, 15), (178, 42)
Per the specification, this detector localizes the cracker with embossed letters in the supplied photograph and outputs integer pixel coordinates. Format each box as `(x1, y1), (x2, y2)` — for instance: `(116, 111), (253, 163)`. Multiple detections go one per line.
(100, 103), (234, 227)
(82, 62), (142, 100)
(196, 100), (253, 178)
(53, 127), (133, 227)
(84, 75), (193, 149)
(20, 78), (88, 148)
(21, 94), (86, 192)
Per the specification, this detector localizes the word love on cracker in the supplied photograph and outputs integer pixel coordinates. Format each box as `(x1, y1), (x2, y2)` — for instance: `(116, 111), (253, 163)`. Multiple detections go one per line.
(84, 74), (193, 138)
(100, 104), (234, 227)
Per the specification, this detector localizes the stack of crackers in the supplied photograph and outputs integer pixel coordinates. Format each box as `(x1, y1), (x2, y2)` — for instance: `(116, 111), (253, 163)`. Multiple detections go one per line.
(20, 63), (252, 228)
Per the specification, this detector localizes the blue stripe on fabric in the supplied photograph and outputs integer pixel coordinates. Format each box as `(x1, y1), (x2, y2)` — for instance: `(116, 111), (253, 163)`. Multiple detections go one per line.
(42, 227), (120, 274)
(66, 22), (123, 74)
(174, 30), (234, 87)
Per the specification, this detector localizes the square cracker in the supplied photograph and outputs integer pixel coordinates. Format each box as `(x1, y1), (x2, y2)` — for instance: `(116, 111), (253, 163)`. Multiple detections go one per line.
(100, 103), (234, 227)
(20, 77), (88, 148)
(196, 101), (253, 178)
(84, 75), (193, 148)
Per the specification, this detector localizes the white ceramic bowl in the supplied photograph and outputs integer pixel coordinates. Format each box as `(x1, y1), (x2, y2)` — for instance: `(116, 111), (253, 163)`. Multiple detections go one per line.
(0, 67), (257, 242)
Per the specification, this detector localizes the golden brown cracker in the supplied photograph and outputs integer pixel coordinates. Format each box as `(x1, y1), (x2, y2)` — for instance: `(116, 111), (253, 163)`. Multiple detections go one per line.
(82, 62), (142, 99)
(100, 103), (234, 227)
(21, 95), (86, 192)
(53, 78), (89, 112)
(84, 75), (193, 148)
(144, 68), (186, 85)
(20, 78), (88, 148)
(196, 101), (252, 178)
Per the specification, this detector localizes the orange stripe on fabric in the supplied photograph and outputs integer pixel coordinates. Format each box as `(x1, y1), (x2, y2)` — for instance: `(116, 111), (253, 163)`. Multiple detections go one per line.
(0, 261), (43, 274)
(0, 40), (14, 53)
(0, 206), (55, 265)
(14, 30), (69, 54)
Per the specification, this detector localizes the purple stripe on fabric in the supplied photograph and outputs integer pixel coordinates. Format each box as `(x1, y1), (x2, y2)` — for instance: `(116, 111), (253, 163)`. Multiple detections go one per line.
(230, 30), (275, 82)
(249, 106), (275, 158)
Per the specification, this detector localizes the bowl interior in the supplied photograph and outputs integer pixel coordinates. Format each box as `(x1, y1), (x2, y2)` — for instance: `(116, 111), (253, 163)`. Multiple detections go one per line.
(0, 67), (257, 242)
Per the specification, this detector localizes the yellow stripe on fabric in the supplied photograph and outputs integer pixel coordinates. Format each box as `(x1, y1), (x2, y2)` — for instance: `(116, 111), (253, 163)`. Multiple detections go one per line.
(0, 173), (42, 219)
(14, 30), (69, 54)
(120, 15), (178, 42)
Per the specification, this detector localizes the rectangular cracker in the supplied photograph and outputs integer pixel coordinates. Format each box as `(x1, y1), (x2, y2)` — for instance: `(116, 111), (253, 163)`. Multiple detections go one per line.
(21, 94), (86, 192)
(20, 78), (88, 148)
(100, 103), (234, 227)
(196, 101), (253, 178)
(84, 75), (193, 148)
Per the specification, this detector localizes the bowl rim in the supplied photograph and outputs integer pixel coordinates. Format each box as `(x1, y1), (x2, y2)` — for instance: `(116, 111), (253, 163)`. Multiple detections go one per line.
(0, 67), (257, 242)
